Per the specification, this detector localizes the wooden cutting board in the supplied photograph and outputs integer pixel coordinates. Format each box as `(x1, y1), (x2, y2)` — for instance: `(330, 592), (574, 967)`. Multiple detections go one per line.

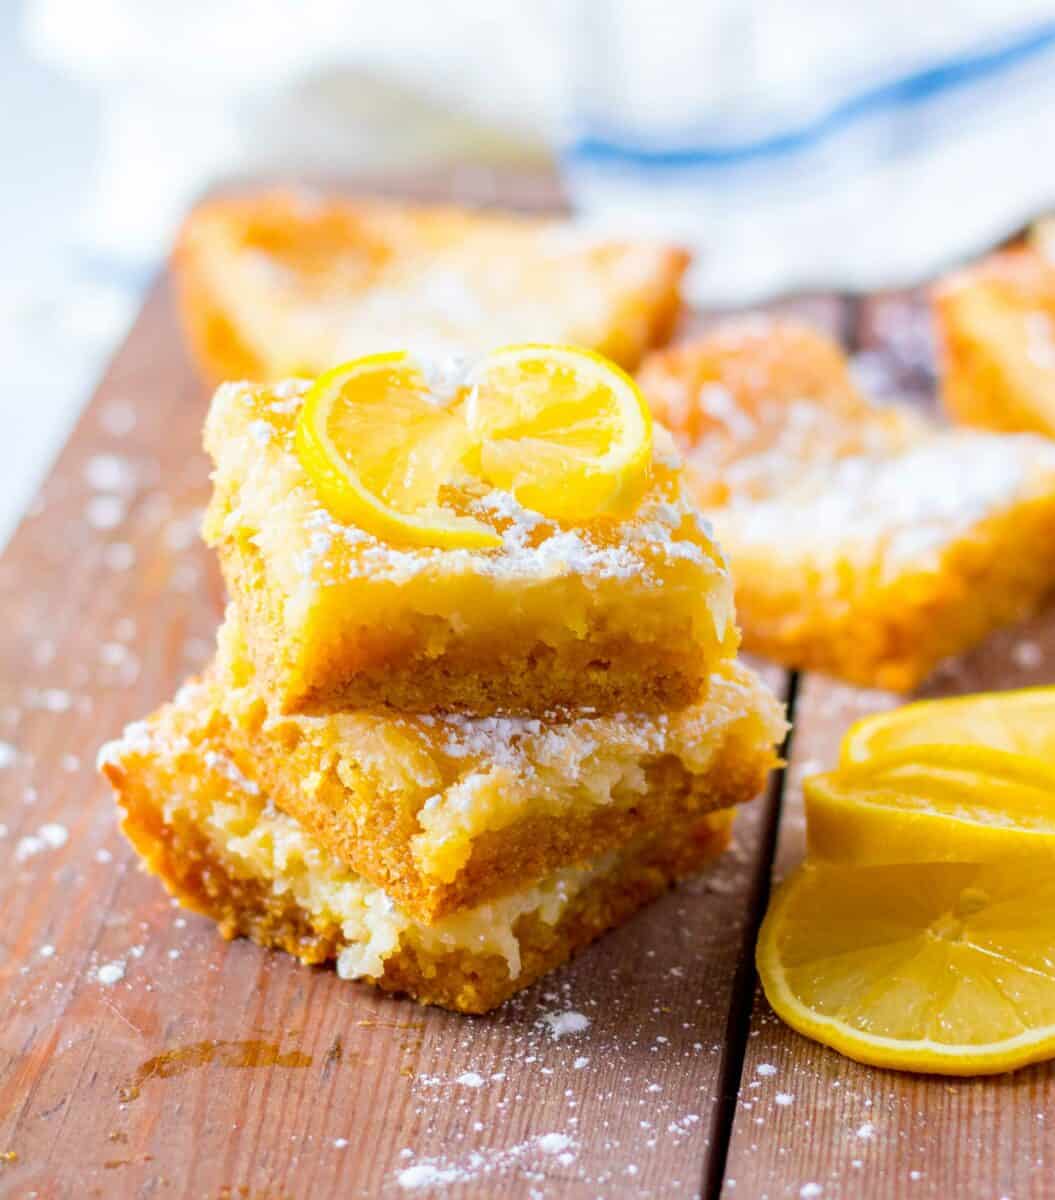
(1, 170), (1053, 1200)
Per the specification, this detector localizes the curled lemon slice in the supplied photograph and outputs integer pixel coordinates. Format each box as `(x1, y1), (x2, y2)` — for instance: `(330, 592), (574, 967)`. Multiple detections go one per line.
(465, 344), (652, 521)
(804, 745), (1055, 868)
(295, 345), (654, 545)
(294, 352), (500, 549)
(841, 687), (1055, 772)
(758, 858), (1055, 1075)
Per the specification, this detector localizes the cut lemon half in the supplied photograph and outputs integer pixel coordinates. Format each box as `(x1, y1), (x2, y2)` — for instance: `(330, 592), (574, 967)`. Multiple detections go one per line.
(465, 344), (652, 521)
(841, 687), (1055, 772)
(804, 745), (1055, 868)
(758, 858), (1055, 1074)
(294, 352), (500, 549)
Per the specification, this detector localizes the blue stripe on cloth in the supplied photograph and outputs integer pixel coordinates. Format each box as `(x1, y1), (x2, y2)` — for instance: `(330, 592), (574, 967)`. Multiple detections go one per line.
(567, 21), (1055, 169)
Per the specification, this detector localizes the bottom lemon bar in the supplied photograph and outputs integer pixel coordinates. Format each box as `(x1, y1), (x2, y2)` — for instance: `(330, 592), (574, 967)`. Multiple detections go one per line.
(210, 613), (784, 923)
(99, 710), (734, 1013)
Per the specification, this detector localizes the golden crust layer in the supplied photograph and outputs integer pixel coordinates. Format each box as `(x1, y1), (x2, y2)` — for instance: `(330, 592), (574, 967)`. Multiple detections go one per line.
(934, 247), (1055, 437)
(210, 612), (782, 922)
(172, 189), (689, 385)
(639, 319), (1055, 691)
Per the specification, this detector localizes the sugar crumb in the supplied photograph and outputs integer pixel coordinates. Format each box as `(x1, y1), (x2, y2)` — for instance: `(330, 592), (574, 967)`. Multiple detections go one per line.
(540, 1010), (590, 1038)
(86, 494), (126, 530)
(537, 1133), (572, 1154)
(97, 960), (125, 986)
(15, 822), (68, 862)
(398, 1163), (462, 1190)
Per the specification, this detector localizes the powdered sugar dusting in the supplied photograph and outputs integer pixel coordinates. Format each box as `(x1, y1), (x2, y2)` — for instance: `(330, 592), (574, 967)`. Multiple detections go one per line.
(202, 751), (260, 796)
(415, 351), (474, 405)
(396, 1131), (581, 1191)
(719, 432), (1055, 569)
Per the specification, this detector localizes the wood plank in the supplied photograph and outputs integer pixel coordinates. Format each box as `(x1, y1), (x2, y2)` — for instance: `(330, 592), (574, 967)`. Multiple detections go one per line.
(854, 288), (937, 412)
(0, 175), (790, 1199)
(720, 295), (1055, 1200)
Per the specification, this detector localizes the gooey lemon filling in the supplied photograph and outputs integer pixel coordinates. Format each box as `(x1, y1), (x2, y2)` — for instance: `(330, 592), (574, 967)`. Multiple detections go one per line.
(164, 751), (611, 981)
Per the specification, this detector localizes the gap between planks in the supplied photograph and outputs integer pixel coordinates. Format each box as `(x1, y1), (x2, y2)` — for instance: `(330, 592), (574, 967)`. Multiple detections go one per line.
(701, 670), (802, 1200)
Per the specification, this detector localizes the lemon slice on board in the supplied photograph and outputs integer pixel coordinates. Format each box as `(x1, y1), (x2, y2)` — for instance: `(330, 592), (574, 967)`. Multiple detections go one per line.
(295, 352), (500, 549)
(841, 687), (1055, 772)
(757, 858), (1055, 1075)
(804, 745), (1055, 868)
(465, 344), (653, 521)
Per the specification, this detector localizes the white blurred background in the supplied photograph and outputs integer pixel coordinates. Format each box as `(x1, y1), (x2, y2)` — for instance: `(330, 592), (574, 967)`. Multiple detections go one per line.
(4, 0), (1055, 546)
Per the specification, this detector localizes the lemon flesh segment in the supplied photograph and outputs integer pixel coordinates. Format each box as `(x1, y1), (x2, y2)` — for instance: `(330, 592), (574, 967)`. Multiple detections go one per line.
(295, 353), (501, 549)
(758, 859), (1055, 1075)
(465, 344), (653, 521)
(841, 687), (1055, 772)
(804, 745), (1055, 869)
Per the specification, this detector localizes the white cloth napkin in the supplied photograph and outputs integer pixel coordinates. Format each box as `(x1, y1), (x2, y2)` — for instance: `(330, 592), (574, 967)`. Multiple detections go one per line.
(561, 1), (1055, 304)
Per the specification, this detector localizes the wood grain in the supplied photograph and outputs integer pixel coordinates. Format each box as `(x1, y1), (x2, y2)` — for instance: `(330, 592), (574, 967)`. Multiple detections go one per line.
(0, 176), (789, 1200)
(719, 295), (1055, 1200)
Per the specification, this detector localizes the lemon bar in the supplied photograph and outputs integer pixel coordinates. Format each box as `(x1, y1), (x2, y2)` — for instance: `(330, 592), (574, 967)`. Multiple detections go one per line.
(98, 694), (736, 1014)
(190, 612), (784, 922)
(639, 320), (1055, 692)
(203, 378), (737, 715)
(173, 189), (689, 384)
(934, 247), (1055, 437)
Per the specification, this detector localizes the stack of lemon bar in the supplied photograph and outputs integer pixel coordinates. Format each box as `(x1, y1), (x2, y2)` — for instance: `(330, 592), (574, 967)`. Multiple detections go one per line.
(99, 357), (784, 1013)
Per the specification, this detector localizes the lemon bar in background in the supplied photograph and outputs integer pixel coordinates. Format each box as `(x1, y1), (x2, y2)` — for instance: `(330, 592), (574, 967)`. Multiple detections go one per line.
(203, 376), (737, 716)
(173, 190), (689, 384)
(195, 611), (784, 922)
(934, 246), (1055, 438)
(98, 689), (746, 1014)
(638, 320), (1055, 692)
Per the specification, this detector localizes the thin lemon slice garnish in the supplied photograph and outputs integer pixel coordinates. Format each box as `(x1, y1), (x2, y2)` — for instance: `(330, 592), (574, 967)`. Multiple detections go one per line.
(841, 687), (1055, 773)
(295, 345), (654, 545)
(804, 745), (1055, 868)
(757, 858), (1055, 1075)
(294, 352), (500, 549)
(465, 344), (653, 521)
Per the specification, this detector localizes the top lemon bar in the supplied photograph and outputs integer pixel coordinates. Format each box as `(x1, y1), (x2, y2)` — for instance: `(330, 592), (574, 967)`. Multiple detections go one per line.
(174, 189), (689, 383)
(203, 373), (737, 716)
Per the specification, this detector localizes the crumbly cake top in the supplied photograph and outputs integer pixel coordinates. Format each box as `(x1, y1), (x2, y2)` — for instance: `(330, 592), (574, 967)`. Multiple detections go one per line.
(717, 432), (1055, 566)
(640, 318), (1055, 566)
(203, 375), (731, 601)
